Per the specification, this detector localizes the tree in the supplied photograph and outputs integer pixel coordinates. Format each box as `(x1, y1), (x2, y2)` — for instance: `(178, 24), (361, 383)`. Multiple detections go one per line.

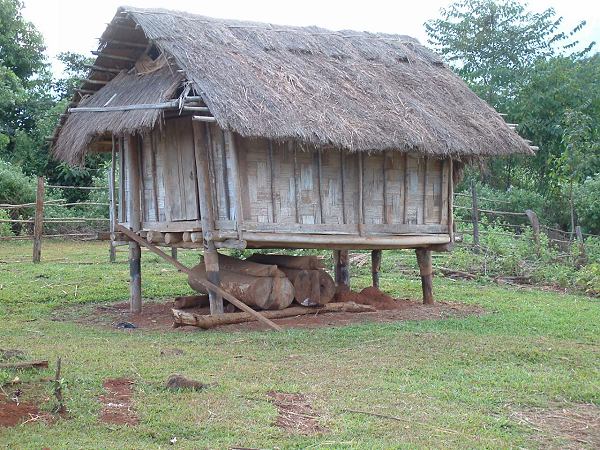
(424, 0), (591, 110)
(53, 52), (95, 100)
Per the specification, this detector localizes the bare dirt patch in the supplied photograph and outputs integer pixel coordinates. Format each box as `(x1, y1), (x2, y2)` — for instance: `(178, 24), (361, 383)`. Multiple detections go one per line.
(267, 391), (327, 435)
(64, 288), (482, 333)
(98, 378), (138, 426)
(512, 404), (600, 449)
(0, 387), (55, 428)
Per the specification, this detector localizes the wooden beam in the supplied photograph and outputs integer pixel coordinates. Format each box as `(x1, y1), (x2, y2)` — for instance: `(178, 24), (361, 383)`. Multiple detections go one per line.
(75, 88), (97, 95)
(192, 115), (217, 123)
(91, 51), (137, 62)
(126, 135), (142, 313)
(82, 79), (108, 85)
(172, 302), (374, 329)
(101, 38), (148, 48)
(116, 224), (283, 331)
(69, 100), (189, 113)
(85, 64), (122, 74)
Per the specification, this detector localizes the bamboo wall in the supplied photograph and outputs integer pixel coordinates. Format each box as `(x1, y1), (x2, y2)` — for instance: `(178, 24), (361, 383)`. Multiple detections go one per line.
(119, 117), (452, 243)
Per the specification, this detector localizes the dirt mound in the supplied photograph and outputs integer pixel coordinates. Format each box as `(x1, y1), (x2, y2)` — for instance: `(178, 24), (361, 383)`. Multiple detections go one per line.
(99, 378), (138, 426)
(334, 286), (406, 310)
(267, 391), (327, 435)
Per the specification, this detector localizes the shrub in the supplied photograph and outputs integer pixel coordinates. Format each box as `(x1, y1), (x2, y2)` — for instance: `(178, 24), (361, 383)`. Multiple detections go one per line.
(0, 158), (35, 205)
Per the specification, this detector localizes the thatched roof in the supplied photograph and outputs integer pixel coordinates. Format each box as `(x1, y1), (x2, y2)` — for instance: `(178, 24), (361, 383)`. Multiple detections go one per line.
(52, 6), (533, 162)
(53, 66), (182, 164)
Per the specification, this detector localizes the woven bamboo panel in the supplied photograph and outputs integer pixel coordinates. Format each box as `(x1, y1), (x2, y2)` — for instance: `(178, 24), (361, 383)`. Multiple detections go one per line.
(271, 141), (297, 223)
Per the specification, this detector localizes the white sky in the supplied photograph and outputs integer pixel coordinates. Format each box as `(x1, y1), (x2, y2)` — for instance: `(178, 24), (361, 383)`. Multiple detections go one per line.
(22, 0), (600, 76)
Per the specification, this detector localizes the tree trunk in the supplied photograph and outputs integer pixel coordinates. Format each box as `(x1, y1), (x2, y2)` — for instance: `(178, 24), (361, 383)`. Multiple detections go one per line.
(188, 263), (294, 310)
(247, 254), (324, 270)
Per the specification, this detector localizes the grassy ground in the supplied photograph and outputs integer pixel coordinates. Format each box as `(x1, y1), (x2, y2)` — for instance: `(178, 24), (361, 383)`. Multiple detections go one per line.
(0, 240), (598, 449)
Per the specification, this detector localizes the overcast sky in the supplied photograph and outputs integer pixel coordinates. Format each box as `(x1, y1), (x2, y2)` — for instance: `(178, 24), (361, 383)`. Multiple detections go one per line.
(22, 0), (600, 75)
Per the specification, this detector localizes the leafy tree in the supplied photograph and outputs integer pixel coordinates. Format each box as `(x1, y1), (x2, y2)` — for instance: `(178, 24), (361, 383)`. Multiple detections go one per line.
(53, 52), (95, 100)
(512, 54), (600, 187)
(425, 0), (591, 110)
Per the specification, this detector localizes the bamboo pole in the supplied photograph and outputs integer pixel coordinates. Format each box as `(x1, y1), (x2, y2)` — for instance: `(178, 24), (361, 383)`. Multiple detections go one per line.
(470, 180), (480, 250)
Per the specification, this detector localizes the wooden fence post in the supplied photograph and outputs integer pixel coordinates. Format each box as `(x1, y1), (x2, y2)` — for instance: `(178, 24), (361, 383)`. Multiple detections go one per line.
(525, 209), (541, 256)
(32, 176), (45, 263)
(171, 247), (178, 261)
(415, 248), (434, 305)
(575, 226), (587, 267)
(470, 180), (480, 250)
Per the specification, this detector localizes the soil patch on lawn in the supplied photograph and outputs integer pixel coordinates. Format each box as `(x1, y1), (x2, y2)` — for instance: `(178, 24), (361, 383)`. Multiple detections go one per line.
(61, 288), (483, 332)
(0, 385), (55, 428)
(267, 391), (327, 435)
(512, 403), (600, 449)
(99, 378), (138, 426)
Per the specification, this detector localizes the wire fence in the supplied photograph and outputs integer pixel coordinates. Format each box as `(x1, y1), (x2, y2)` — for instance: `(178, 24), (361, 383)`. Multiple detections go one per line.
(452, 180), (597, 266)
(1, 176), (597, 266)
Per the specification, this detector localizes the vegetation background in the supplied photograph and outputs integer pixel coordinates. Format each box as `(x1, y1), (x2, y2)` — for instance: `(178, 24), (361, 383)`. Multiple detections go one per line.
(0, 0), (598, 293)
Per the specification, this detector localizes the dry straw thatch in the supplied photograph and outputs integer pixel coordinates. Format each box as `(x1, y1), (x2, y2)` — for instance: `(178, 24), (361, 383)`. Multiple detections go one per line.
(54, 66), (182, 164)
(53, 6), (532, 162)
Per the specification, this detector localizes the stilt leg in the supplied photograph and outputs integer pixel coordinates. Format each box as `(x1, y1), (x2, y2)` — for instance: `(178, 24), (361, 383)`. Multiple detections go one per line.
(371, 250), (382, 289)
(171, 247), (178, 261)
(415, 248), (433, 305)
(333, 250), (350, 291)
(204, 241), (223, 314)
(129, 242), (142, 313)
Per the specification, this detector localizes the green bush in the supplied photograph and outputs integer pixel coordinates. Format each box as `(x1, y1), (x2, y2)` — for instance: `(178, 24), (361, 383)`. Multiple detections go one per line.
(0, 158), (35, 205)
(575, 263), (600, 296)
(574, 174), (600, 234)
(0, 209), (13, 236)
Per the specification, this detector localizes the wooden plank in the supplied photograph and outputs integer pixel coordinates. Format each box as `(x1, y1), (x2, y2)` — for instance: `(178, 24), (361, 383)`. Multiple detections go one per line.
(362, 152), (385, 224)
(192, 122), (216, 233)
(0, 360), (48, 370)
(340, 151), (347, 223)
(269, 141), (296, 224)
(292, 143), (300, 223)
(358, 152), (364, 234)
(240, 221), (448, 235)
(32, 176), (45, 263)
(119, 137), (126, 222)
(268, 141), (277, 223)
(224, 131), (244, 239)
(448, 159), (454, 242)
(316, 149), (324, 224)
(116, 224), (282, 331)
(440, 159), (449, 226)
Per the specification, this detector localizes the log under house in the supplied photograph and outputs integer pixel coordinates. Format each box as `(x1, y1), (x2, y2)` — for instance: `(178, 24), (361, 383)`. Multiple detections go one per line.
(51, 7), (533, 314)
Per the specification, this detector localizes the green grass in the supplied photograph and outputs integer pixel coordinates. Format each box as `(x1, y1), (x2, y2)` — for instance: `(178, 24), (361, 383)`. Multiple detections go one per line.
(0, 240), (598, 449)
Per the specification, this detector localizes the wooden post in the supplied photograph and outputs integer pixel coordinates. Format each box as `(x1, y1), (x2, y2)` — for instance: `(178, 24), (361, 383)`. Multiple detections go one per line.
(448, 159), (454, 242)
(371, 250), (382, 289)
(575, 226), (587, 267)
(171, 247), (178, 260)
(204, 241), (223, 315)
(470, 180), (480, 250)
(193, 121), (223, 314)
(108, 138), (117, 263)
(333, 250), (350, 291)
(525, 209), (540, 256)
(415, 248), (433, 305)
(32, 176), (45, 263)
(126, 135), (142, 313)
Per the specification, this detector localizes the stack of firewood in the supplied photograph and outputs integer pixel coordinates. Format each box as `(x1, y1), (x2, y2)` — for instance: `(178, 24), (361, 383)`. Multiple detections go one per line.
(188, 254), (336, 310)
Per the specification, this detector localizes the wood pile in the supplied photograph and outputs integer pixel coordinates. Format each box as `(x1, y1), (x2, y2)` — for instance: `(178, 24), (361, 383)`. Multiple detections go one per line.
(188, 254), (336, 310)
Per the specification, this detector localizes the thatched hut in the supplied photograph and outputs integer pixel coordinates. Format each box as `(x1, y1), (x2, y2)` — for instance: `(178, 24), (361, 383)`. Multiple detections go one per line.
(51, 6), (533, 314)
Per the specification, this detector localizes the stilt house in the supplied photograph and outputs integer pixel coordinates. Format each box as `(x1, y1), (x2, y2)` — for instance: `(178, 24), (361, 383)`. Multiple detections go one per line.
(51, 7), (533, 313)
